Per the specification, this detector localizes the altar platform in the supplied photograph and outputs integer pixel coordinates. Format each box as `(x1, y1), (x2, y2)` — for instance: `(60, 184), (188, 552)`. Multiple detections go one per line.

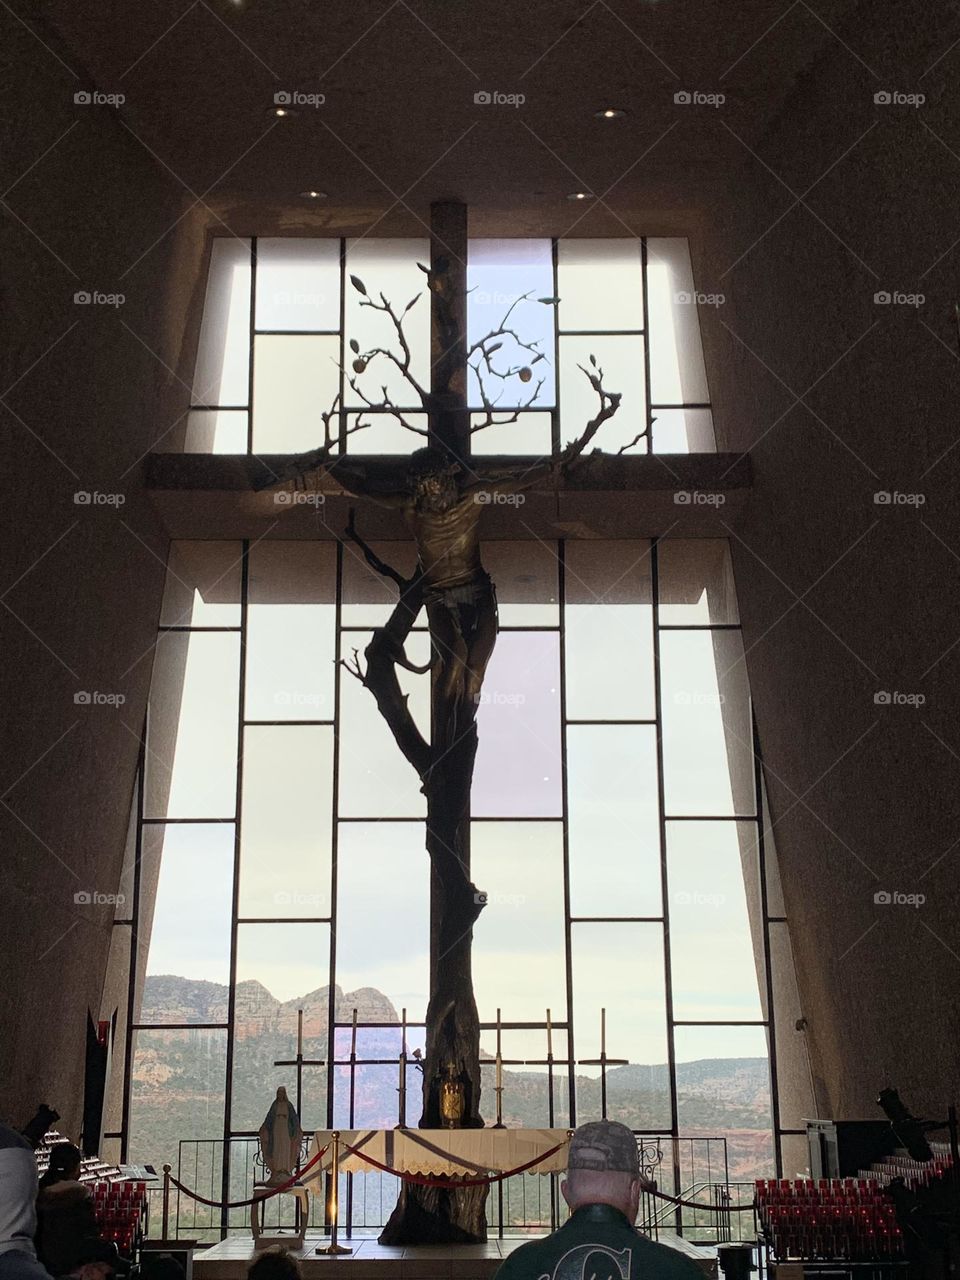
(193, 1232), (717, 1280)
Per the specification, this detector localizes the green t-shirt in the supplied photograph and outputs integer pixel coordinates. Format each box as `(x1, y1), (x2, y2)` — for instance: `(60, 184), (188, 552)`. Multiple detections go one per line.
(493, 1204), (707, 1280)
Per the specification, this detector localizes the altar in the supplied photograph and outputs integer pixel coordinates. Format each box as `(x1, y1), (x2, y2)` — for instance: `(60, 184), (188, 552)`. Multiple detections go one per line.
(304, 1128), (571, 1181)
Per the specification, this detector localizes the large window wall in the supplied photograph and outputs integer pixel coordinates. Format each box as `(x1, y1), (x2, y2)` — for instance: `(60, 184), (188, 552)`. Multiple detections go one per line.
(107, 535), (813, 1232)
(172, 236), (715, 457)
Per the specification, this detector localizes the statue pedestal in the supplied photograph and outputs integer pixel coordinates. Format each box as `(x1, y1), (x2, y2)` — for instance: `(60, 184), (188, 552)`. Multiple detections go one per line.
(250, 1182), (310, 1251)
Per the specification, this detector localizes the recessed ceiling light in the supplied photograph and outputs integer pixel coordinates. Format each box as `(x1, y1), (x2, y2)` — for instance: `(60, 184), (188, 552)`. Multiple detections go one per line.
(270, 106), (297, 119)
(595, 107), (626, 119)
(567, 191), (594, 201)
(300, 190), (327, 199)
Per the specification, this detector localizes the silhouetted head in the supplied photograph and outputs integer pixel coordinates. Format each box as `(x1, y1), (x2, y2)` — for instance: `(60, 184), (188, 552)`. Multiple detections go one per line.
(248, 1248), (302, 1280)
(561, 1121), (642, 1222)
(407, 447), (459, 513)
(40, 1142), (82, 1188)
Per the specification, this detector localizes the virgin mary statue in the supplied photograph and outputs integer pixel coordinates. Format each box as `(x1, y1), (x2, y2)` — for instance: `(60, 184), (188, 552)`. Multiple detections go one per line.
(258, 1086), (303, 1186)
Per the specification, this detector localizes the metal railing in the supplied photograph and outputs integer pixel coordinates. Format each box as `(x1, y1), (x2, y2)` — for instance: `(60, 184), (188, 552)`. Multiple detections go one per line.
(150, 1133), (754, 1245)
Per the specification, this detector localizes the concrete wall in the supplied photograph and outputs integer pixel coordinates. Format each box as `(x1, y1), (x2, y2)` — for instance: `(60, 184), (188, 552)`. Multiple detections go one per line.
(697, 0), (960, 1124)
(0, 12), (193, 1132)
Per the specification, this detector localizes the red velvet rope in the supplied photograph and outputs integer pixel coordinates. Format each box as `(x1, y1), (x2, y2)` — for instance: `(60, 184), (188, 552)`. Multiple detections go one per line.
(169, 1145), (329, 1209)
(646, 1187), (754, 1213)
(339, 1138), (568, 1188)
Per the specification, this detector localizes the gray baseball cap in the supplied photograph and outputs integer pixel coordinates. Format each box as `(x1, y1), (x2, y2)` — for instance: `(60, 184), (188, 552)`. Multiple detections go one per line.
(568, 1120), (639, 1176)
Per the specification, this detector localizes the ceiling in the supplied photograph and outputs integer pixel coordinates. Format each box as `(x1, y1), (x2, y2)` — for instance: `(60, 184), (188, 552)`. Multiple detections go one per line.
(38, 0), (864, 226)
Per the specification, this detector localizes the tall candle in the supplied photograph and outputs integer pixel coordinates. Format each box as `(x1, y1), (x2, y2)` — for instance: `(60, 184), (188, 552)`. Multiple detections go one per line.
(601, 1007), (606, 1057)
(546, 1008), (553, 1057)
(297, 1008), (303, 1057)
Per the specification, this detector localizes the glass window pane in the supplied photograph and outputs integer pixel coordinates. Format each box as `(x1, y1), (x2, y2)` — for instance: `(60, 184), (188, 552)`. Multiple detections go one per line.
(564, 541), (654, 720)
(472, 822), (566, 1026)
(651, 407), (715, 453)
(557, 239), (644, 331)
(660, 630), (756, 817)
(341, 539), (421, 627)
(232, 923), (330, 1132)
(160, 541), (242, 627)
(473, 631), (561, 817)
(560, 335), (647, 454)
(478, 1028), (570, 1128)
(252, 334), (340, 453)
(647, 238), (710, 405)
(467, 240), (556, 409)
(140, 824), (235, 1002)
(568, 726), (661, 918)
(482, 540), (558, 626)
(572, 923), (670, 1126)
(255, 238), (340, 331)
(145, 632), (240, 819)
(129, 1029), (226, 1175)
(192, 239), (251, 407)
(674, 1025), (774, 1180)
(470, 411), (553, 457)
(344, 239), (430, 408)
(338, 630), (430, 817)
(239, 726), (333, 918)
(336, 824), (429, 1022)
(345, 411), (427, 455)
(667, 820), (763, 1020)
(181, 409), (248, 453)
(245, 542), (336, 721)
(658, 539), (739, 625)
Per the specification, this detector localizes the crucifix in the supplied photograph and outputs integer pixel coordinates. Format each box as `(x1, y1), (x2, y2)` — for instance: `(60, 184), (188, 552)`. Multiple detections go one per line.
(272, 1007), (326, 1122)
(262, 200), (624, 1243)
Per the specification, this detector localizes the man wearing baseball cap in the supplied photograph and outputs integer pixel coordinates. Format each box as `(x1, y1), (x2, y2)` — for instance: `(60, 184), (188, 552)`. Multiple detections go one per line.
(494, 1121), (704, 1280)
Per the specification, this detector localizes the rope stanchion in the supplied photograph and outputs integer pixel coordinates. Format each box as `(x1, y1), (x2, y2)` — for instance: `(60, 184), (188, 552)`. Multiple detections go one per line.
(337, 1138), (567, 1188)
(168, 1145), (329, 1210)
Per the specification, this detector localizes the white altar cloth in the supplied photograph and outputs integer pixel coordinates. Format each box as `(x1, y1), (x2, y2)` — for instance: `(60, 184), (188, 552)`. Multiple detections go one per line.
(304, 1128), (570, 1182)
